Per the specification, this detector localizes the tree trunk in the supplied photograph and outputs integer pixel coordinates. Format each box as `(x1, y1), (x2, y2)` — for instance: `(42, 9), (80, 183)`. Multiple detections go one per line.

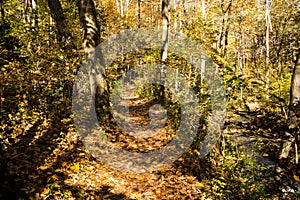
(0, 0), (4, 21)
(31, 0), (37, 28)
(47, 0), (75, 46)
(201, 0), (206, 20)
(161, 0), (169, 65)
(218, 0), (232, 56)
(23, 0), (37, 29)
(159, 0), (169, 101)
(116, 0), (124, 17)
(76, 0), (110, 118)
(265, 0), (272, 92)
(279, 50), (300, 163)
(290, 52), (300, 117)
(24, 0), (30, 23)
(137, 0), (141, 28)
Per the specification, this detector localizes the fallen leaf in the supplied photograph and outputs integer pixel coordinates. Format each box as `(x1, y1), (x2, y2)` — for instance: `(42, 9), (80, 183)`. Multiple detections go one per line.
(42, 187), (50, 195)
(39, 165), (48, 170)
(70, 163), (80, 171)
(195, 182), (205, 188)
(293, 175), (300, 182)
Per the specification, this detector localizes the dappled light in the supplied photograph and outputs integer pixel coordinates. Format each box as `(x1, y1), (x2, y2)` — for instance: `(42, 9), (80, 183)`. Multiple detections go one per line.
(1, 0), (300, 199)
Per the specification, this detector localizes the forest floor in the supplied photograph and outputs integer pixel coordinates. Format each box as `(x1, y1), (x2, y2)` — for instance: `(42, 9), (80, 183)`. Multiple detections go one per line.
(1, 84), (300, 199)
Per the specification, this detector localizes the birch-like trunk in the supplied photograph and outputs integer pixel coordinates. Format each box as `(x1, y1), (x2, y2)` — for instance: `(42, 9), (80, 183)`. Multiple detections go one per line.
(160, 0), (169, 101)
(265, 0), (272, 92)
(31, 0), (37, 28)
(201, 0), (206, 20)
(23, 0), (37, 28)
(77, 0), (109, 112)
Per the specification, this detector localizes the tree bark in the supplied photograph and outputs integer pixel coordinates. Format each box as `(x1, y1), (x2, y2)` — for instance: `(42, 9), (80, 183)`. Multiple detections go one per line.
(0, 0), (4, 21)
(265, 0), (272, 91)
(47, 0), (75, 46)
(279, 50), (300, 163)
(23, 0), (37, 28)
(201, 0), (206, 20)
(137, 0), (141, 28)
(161, 0), (169, 62)
(290, 51), (300, 116)
(116, 0), (124, 17)
(218, 0), (232, 56)
(24, 0), (30, 23)
(76, 0), (110, 117)
(159, 0), (169, 101)
(31, 0), (37, 28)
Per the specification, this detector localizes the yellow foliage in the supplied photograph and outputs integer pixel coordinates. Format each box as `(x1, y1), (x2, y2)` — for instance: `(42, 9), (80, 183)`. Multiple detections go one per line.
(293, 175), (300, 182)
(195, 182), (205, 188)
(70, 163), (80, 171)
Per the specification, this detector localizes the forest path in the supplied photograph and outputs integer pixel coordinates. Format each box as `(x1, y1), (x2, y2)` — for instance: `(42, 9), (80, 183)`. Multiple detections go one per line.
(118, 85), (278, 167)
(104, 84), (178, 154)
(115, 85), (279, 168)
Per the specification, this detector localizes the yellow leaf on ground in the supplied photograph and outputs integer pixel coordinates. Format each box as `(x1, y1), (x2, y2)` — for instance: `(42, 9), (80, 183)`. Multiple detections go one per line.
(39, 165), (48, 170)
(54, 190), (61, 195)
(42, 187), (50, 195)
(196, 182), (205, 188)
(84, 165), (94, 170)
(51, 174), (59, 181)
(194, 149), (200, 155)
(70, 163), (80, 171)
(293, 175), (300, 182)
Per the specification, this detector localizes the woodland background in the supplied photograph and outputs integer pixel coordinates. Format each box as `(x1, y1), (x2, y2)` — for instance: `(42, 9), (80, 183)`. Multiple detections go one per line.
(1, 0), (300, 199)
